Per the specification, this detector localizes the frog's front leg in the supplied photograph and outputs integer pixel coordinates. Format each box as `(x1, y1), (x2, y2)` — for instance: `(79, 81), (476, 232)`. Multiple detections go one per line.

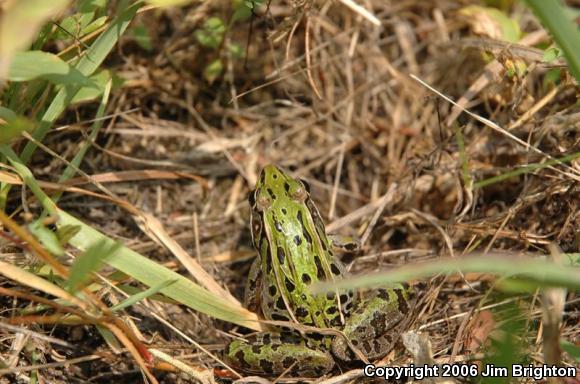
(224, 332), (334, 377)
(331, 286), (413, 361)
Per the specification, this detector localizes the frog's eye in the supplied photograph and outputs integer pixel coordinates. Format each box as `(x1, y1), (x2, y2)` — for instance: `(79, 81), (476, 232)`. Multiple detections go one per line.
(300, 179), (311, 193)
(247, 190), (256, 207)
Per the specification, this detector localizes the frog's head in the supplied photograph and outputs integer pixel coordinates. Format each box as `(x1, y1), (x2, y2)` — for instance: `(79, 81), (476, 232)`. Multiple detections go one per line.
(249, 164), (310, 211)
(248, 164), (311, 247)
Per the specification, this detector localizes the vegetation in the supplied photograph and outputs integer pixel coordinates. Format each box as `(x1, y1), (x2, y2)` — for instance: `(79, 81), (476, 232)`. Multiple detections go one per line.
(0, 0), (578, 382)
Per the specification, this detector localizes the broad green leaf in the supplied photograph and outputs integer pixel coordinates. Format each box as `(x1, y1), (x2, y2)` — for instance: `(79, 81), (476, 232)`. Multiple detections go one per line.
(0, 0), (69, 80)
(8, 51), (95, 86)
(67, 239), (122, 293)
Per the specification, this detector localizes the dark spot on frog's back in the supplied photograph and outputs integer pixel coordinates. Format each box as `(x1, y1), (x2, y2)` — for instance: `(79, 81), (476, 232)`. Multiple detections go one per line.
(296, 211), (313, 244)
(284, 182), (290, 193)
(295, 306), (309, 317)
(271, 313), (289, 321)
(281, 208), (287, 215)
(282, 356), (297, 368)
(262, 333), (271, 345)
(251, 345), (262, 354)
(260, 170), (266, 185)
(395, 289), (409, 312)
(276, 296), (286, 310)
(330, 263), (341, 275)
(314, 255), (324, 279)
(377, 288), (389, 300)
(277, 247), (285, 265)
(268, 285), (277, 296)
(235, 350), (250, 369)
(330, 316), (342, 326)
(294, 235), (302, 246)
(326, 306), (337, 315)
(285, 278), (295, 292)
(259, 359), (274, 374)
(301, 273), (311, 284)
(370, 312), (387, 329)
(306, 332), (324, 341)
(267, 188), (276, 200)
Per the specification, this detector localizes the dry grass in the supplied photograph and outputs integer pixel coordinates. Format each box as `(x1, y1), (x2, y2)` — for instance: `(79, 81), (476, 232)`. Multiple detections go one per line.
(0, 0), (578, 383)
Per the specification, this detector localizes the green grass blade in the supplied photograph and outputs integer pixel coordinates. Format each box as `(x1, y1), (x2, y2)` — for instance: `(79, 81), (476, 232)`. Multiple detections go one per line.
(1, 148), (261, 330)
(67, 239), (122, 293)
(110, 279), (178, 312)
(0, 0), (69, 80)
(474, 151), (580, 189)
(19, 1), (141, 164)
(315, 255), (580, 292)
(58, 209), (261, 330)
(8, 51), (94, 85)
(524, 0), (580, 82)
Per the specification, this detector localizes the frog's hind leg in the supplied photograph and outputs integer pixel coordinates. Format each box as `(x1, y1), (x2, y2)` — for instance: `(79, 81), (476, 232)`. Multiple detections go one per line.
(243, 257), (262, 313)
(224, 331), (334, 377)
(331, 286), (412, 361)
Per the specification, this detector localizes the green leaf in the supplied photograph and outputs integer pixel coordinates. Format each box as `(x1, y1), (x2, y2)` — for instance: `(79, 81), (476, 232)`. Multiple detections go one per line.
(110, 279), (178, 312)
(144, 0), (192, 6)
(524, 0), (580, 82)
(28, 219), (66, 257)
(561, 340), (580, 362)
(0, 0), (69, 79)
(315, 255), (580, 293)
(542, 47), (563, 63)
(194, 17), (226, 49)
(131, 25), (153, 51)
(56, 224), (82, 246)
(70, 70), (111, 104)
(203, 59), (223, 83)
(8, 51), (95, 86)
(67, 239), (122, 293)
(460, 5), (521, 42)
(0, 107), (35, 144)
(57, 208), (260, 329)
(19, 1), (140, 164)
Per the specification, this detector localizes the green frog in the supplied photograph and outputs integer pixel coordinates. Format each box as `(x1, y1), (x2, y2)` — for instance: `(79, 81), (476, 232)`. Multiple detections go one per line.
(224, 164), (412, 377)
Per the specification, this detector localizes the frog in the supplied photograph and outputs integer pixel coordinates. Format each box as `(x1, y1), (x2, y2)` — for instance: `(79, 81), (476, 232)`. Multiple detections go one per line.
(224, 164), (412, 377)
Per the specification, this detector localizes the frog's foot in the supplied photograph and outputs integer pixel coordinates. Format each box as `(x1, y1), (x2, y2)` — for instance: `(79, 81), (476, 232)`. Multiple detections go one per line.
(224, 331), (334, 377)
(331, 287), (412, 361)
(328, 234), (360, 253)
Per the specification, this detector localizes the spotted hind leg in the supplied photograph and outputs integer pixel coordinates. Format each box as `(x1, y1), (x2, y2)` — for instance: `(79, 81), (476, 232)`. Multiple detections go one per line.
(331, 286), (412, 361)
(224, 331), (334, 377)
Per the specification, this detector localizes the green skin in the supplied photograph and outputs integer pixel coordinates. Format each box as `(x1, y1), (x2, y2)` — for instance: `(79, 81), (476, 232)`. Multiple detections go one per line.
(224, 165), (412, 377)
